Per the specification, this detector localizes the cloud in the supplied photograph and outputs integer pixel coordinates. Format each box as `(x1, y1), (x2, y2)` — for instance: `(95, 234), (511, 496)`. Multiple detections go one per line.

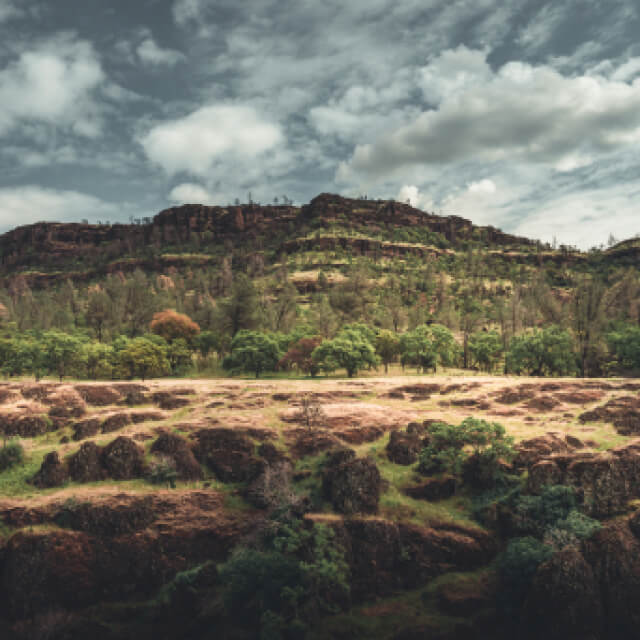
(140, 104), (283, 177)
(396, 185), (434, 210)
(512, 185), (640, 249)
(0, 34), (105, 138)
(137, 37), (185, 67)
(468, 179), (496, 194)
(0, 0), (21, 22)
(344, 50), (640, 178)
(168, 182), (213, 203)
(0, 186), (122, 231)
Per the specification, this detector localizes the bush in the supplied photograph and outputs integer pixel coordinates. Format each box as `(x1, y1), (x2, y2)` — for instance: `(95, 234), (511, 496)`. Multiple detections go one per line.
(418, 418), (515, 490)
(0, 439), (25, 472)
(496, 536), (553, 615)
(506, 326), (576, 376)
(218, 518), (349, 637)
(148, 457), (178, 488)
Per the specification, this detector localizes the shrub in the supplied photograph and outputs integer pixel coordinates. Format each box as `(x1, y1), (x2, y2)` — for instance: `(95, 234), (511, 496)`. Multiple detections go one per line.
(418, 418), (515, 490)
(148, 456), (178, 488)
(0, 439), (25, 472)
(496, 536), (553, 615)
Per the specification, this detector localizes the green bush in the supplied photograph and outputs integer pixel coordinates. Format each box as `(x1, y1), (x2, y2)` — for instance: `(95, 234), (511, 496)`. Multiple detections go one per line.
(0, 439), (25, 472)
(148, 457), (178, 488)
(496, 536), (553, 615)
(418, 418), (515, 490)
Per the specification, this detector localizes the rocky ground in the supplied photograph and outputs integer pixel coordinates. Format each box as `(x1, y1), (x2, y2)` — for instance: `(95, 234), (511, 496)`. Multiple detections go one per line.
(1, 374), (640, 639)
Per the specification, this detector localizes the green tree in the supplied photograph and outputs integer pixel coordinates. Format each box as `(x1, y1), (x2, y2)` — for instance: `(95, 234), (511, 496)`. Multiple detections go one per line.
(399, 325), (437, 373)
(375, 330), (400, 373)
(506, 326), (576, 376)
(167, 338), (194, 375)
(468, 330), (503, 372)
(86, 289), (110, 341)
(42, 331), (86, 381)
(312, 328), (378, 377)
(459, 293), (484, 369)
(606, 324), (640, 373)
(117, 337), (170, 380)
(571, 276), (606, 377)
(83, 341), (114, 379)
(218, 273), (260, 337)
(223, 330), (281, 378)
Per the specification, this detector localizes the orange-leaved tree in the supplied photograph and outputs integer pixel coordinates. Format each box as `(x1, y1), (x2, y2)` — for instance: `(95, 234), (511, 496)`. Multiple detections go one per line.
(150, 309), (200, 343)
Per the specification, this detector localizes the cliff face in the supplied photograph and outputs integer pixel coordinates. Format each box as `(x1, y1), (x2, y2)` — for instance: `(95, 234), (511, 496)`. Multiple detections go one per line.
(0, 203), (299, 272)
(0, 194), (539, 276)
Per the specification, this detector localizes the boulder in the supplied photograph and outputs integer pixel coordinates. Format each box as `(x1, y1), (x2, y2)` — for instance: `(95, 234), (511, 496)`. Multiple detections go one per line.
(100, 437), (144, 480)
(151, 433), (202, 480)
(403, 475), (457, 501)
(386, 429), (422, 465)
(527, 444), (640, 518)
(31, 452), (68, 488)
(72, 418), (101, 441)
(152, 392), (190, 410)
(1, 414), (51, 438)
(521, 549), (603, 640)
(74, 385), (122, 406)
(323, 451), (381, 514)
(101, 412), (131, 433)
(68, 442), (105, 483)
(193, 428), (263, 483)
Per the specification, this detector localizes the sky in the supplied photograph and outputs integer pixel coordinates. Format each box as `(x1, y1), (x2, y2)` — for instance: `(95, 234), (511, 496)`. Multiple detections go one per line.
(0, 0), (639, 248)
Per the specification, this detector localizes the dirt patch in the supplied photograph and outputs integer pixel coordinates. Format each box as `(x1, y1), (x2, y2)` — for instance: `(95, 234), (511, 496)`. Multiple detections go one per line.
(554, 391), (604, 404)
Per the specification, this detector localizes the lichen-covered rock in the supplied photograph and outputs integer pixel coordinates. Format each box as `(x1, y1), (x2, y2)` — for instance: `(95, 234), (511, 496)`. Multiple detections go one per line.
(152, 392), (190, 410)
(151, 433), (202, 480)
(403, 475), (456, 501)
(72, 418), (101, 441)
(68, 442), (105, 483)
(386, 429), (422, 465)
(323, 451), (381, 514)
(74, 385), (122, 406)
(527, 444), (640, 518)
(193, 428), (263, 483)
(1, 414), (51, 438)
(100, 437), (144, 480)
(101, 412), (131, 433)
(520, 549), (603, 640)
(31, 451), (68, 488)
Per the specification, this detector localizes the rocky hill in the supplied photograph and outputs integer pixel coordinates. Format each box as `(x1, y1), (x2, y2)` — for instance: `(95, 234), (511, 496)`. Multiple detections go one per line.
(0, 193), (578, 289)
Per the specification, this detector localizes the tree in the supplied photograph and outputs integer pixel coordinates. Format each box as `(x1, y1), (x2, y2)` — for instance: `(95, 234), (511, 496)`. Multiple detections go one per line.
(267, 281), (298, 332)
(375, 330), (400, 373)
(194, 330), (219, 359)
(83, 341), (114, 379)
(506, 326), (576, 376)
(117, 337), (170, 380)
(312, 329), (378, 377)
(279, 336), (322, 376)
(218, 273), (259, 336)
(468, 330), (503, 372)
(150, 309), (200, 343)
(42, 331), (85, 381)
(167, 338), (194, 375)
(606, 324), (640, 374)
(223, 331), (281, 378)
(86, 289), (110, 341)
(571, 277), (606, 377)
(399, 325), (437, 373)
(459, 293), (484, 369)
(124, 270), (157, 337)
(429, 324), (459, 367)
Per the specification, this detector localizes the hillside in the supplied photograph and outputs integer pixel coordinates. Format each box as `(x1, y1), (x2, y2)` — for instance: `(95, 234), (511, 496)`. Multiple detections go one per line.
(0, 193), (582, 288)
